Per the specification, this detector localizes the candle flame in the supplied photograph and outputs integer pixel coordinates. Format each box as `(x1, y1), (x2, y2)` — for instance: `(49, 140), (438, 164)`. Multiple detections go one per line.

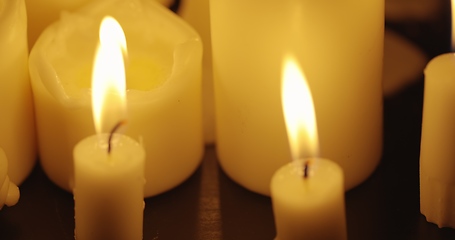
(281, 54), (319, 161)
(92, 16), (128, 134)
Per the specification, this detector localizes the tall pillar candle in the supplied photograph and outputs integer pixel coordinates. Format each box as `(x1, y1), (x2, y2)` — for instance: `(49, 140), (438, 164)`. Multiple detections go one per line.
(29, 0), (203, 197)
(211, 0), (384, 195)
(179, 0), (215, 144)
(0, 0), (37, 184)
(420, 53), (455, 228)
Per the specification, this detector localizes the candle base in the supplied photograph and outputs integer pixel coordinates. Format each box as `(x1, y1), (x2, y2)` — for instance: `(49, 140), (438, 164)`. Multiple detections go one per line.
(421, 176), (455, 229)
(271, 159), (347, 240)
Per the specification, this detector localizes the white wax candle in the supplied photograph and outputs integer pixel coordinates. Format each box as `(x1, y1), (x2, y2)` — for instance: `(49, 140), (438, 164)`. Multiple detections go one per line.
(211, 0), (384, 195)
(73, 16), (145, 239)
(0, 0), (37, 185)
(0, 148), (20, 209)
(272, 55), (346, 239)
(179, 0), (214, 144)
(271, 159), (346, 240)
(420, 53), (455, 228)
(29, 0), (203, 197)
(74, 133), (145, 240)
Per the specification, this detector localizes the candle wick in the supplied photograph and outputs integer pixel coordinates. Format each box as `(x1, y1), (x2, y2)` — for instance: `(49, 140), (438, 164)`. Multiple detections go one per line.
(108, 120), (127, 154)
(303, 161), (310, 179)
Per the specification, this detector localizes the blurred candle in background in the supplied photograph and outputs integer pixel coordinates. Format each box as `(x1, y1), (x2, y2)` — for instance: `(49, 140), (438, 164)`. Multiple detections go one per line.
(0, 148), (20, 210)
(179, 0), (215, 144)
(271, 55), (346, 240)
(25, 0), (91, 49)
(73, 16), (145, 239)
(29, 0), (203, 197)
(420, 0), (455, 228)
(210, 0), (384, 195)
(25, 0), (175, 49)
(0, 0), (36, 185)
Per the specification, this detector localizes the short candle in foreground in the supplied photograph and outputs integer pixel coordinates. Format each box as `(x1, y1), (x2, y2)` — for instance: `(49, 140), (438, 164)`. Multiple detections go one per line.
(73, 16), (145, 240)
(271, 159), (346, 240)
(271, 55), (346, 240)
(74, 133), (145, 240)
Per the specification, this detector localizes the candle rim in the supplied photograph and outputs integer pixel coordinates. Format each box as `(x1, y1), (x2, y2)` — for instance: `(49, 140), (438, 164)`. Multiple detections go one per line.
(29, 0), (203, 106)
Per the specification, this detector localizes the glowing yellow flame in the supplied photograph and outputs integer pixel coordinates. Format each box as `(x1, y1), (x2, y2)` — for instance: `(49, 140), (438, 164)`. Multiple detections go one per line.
(92, 16), (128, 134)
(452, 0), (455, 50)
(281, 54), (319, 161)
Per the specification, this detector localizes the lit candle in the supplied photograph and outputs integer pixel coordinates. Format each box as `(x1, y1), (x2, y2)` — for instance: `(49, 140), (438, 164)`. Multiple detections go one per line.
(271, 55), (346, 240)
(0, 0), (37, 185)
(29, 0), (203, 197)
(420, 0), (455, 228)
(0, 148), (20, 210)
(211, 0), (384, 195)
(25, 0), (174, 49)
(73, 16), (145, 240)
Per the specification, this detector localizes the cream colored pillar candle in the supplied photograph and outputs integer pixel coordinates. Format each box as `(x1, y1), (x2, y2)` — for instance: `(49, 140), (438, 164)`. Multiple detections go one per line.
(211, 0), (384, 195)
(0, 148), (20, 209)
(420, 53), (455, 228)
(29, 0), (203, 197)
(179, 0), (215, 144)
(25, 0), (174, 49)
(0, 0), (37, 185)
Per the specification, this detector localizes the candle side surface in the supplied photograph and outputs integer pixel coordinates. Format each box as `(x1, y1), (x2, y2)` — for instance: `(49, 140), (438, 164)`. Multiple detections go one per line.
(0, 0), (37, 184)
(420, 53), (455, 228)
(74, 133), (145, 240)
(271, 159), (347, 240)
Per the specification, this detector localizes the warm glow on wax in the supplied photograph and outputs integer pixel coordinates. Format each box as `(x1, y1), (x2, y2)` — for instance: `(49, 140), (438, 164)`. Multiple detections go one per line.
(420, 0), (455, 227)
(92, 16), (128, 134)
(272, 56), (347, 240)
(281, 54), (319, 162)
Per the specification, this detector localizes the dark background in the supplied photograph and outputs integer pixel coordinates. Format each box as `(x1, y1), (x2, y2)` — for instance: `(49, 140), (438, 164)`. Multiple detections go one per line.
(2, 1), (455, 239)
